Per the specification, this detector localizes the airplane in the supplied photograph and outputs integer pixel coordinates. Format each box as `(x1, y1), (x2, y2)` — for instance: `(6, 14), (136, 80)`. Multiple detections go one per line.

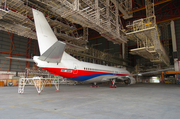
(6, 9), (174, 88)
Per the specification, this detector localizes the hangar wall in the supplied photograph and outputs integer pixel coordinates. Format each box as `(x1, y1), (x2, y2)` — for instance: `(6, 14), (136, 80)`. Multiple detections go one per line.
(0, 30), (38, 71)
(175, 19), (180, 59)
(89, 37), (123, 57)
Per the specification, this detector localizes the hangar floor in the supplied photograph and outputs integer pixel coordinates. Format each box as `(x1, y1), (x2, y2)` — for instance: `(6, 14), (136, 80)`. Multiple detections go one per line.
(0, 84), (180, 119)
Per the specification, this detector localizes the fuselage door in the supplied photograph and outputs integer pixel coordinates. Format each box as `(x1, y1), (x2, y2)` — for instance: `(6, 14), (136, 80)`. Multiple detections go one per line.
(73, 63), (78, 74)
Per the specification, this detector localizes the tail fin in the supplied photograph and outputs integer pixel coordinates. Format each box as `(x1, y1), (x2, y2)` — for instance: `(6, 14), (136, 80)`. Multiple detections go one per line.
(32, 9), (64, 55)
(32, 9), (66, 63)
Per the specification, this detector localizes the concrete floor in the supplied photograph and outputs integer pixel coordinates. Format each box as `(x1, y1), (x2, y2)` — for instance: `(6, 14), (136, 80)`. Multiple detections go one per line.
(0, 83), (180, 119)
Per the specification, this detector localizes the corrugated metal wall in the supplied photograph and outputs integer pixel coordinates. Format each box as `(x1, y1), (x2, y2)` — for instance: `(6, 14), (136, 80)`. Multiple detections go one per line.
(89, 37), (122, 55)
(0, 30), (38, 71)
(175, 19), (180, 59)
(158, 24), (172, 41)
(96, 37), (107, 51)
(89, 37), (125, 66)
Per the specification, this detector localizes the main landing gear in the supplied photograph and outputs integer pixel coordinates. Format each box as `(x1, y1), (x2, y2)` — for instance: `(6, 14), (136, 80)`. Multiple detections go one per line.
(109, 79), (117, 88)
(90, 82), (99, 88)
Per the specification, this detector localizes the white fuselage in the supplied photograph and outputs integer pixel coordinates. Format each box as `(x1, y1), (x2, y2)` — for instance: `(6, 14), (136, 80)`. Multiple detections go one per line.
(33, 52), (136, 84)
(32, 9), (136, 85)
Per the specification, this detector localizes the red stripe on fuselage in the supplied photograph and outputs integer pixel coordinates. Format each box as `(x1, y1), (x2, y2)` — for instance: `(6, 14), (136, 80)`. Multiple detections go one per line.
(41, 67), (129, 78)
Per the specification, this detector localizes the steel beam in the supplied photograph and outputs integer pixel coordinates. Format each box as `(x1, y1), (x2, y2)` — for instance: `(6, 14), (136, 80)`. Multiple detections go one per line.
(120, 0), (172, 16)
(118, 0), (133, 19)
(125, 0), (180, 24)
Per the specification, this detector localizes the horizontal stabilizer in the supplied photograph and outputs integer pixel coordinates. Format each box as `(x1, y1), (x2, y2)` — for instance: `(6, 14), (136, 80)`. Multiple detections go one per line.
(6, 57), (34, 62)
(38, 41), (66, 63)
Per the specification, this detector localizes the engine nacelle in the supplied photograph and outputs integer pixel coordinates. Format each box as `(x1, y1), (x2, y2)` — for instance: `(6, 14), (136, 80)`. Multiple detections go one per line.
(124, 77), (136, 85)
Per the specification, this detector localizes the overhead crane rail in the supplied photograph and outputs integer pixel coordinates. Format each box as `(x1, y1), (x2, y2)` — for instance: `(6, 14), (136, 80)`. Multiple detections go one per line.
(126, 16), (170, 66)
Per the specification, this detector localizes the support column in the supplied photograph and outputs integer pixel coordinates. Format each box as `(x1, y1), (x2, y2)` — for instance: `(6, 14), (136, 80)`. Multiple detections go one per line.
(122, 43), (125, 59)
(122, 42), (126, 66)
(145, 0), (155, 17)
(73, 0), (79, 11)
(106, 39), (109, 64)
(106, 0), (110, 28)
(119, 44), (122, 57)
(0, 0), (2, 8)
(83, 27), (88, 42)
(171, 20), (179, 71)
(95, 0), (100, 25)
(8, 32), (14, 71)
(115, 0), (120, 38)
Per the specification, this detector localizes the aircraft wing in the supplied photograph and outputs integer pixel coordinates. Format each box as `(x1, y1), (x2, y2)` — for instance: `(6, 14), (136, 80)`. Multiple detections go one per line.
(101, 75), (130, 81)
(6, 57), (34, 62)
(130, 68), (174, 77)
(101, 68), (174, 85)
(101, 76), (135, 85)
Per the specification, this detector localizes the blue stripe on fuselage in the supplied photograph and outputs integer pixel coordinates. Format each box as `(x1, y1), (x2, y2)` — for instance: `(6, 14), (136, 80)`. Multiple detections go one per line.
(71, 74), (126, 81)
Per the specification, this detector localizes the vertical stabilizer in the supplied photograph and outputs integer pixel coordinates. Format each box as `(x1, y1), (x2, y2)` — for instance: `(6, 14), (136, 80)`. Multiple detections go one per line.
(32, 9), (59, 55)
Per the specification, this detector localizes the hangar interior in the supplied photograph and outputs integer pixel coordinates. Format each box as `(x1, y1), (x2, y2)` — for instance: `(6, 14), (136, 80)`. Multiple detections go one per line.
(1, 1), (180, 119)
(0, 0), (180, 86)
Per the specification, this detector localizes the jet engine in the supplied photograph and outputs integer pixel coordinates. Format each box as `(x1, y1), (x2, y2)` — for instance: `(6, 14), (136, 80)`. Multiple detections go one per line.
(124, 77), (136, 85)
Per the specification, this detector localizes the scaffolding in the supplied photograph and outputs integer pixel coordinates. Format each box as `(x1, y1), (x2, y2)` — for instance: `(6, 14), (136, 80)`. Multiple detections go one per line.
(24, 67), (53, 78)
(18, 77), (61, 94)
(0, 0), (87, 51)
(118, 0), (133, 19)
(126, 0), (169, 66)
(126, 16), (169, 66)
(66, 46), (127, 66)
(0, 9), (36, 39)
(36, 0), (128, 44)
